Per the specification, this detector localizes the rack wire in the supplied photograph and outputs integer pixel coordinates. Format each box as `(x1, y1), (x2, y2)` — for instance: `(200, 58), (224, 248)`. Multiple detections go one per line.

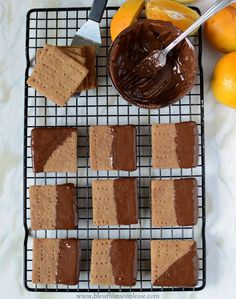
(24, 6), (206, 292)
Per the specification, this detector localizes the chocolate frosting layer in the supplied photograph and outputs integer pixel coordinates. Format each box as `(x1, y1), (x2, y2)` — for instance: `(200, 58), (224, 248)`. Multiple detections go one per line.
(114, 178), (138, 225)
(154, 243), (198, 287)
(31, 127), (77, 173)
(174, 179), (198, 226)
(55, 184), (77, 229)
(56, 239), (80, 285)
(111, 126), (136, 171)
(175, 122), (198, 168)
(109, 20), (197, 109)
(110, 240), (138, 286)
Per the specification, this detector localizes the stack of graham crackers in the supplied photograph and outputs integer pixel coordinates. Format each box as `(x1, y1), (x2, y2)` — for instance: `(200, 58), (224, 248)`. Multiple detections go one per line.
(27, 44), (97, 106)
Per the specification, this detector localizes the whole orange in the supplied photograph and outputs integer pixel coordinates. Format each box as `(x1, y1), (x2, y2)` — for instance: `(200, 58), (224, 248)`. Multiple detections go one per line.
(212, 52), (236, 109)
(204, 3), (236, 53)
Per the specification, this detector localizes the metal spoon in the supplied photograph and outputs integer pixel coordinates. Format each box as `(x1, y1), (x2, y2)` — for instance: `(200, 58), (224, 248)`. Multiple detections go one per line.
(136, 0), (233, 74)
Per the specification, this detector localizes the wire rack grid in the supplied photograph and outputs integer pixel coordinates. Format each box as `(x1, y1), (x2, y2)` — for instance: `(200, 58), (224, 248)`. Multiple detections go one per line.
(24, 6), (206, 293)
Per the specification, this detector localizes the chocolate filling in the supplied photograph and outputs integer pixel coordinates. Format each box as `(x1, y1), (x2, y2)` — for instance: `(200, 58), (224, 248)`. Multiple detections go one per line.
(114, 178), (138, 225)
(109, 20), (197, 109)
(175, 122), (198, 168)
(111, 126), (136, 171)
(110, 240), (138, 286)
(56, 239), (80, 285)
(154, 243), (198, 287)
(31, 127), (76, 173)
(174, 179), (198, 226)
(55, 184), (77, 229)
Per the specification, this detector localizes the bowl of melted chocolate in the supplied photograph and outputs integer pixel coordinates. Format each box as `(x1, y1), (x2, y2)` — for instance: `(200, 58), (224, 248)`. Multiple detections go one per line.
(108, 20), (197, 109)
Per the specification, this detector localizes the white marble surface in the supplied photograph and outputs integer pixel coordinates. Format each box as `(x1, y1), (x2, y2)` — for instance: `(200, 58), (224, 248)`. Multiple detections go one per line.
(0, 0), (236, 298)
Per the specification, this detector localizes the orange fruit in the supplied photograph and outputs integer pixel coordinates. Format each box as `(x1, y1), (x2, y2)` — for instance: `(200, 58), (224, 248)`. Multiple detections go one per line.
(146, 0), (200, 34)
(212, 52), (236, 109)
(110, 0), (144, 42)
(204, 4), (236, 53)
(175, 0), (195, 3)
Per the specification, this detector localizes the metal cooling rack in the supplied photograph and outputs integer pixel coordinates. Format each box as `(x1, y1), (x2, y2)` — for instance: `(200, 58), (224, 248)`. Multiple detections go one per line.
(24, 6), (206, 293)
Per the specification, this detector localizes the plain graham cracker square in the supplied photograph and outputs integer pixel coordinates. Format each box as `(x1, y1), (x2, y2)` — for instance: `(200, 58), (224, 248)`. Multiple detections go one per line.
(44, 44), (97, 91)
(27, 46), (88, 106)
(36, 46), (86, 65)
(36, 44), (97, 93)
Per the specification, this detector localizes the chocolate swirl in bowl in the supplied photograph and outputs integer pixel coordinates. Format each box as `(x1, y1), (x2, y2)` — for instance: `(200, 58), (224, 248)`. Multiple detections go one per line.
(108, 20), (197, 109)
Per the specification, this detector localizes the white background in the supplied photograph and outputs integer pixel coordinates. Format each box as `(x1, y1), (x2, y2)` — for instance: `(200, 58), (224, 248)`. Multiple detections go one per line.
(0, 0), (236, 298)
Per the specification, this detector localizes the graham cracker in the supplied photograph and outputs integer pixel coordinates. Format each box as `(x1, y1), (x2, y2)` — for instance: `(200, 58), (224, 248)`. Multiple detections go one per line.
(93, 178), (138, 226)
(61, 46), (83, 56)
(62, 51), (86, 65)
(27, 46), (88, 106)
(76, 47), (87, 92)
(36, 44), (96, 93)
(29, 185), (57, 230)
(36, 45), (87, 93)
(36, 48), (43, 62)
(76, 45), (97, 92)
(44, 44), (83, 55)
(90, 239), (115, 285)
(32, 238), (59, 284)
(92, 180), (117, 226)
(37, 45), (86, 65)
(151, 180), (177, 227)
(29, 184), (77, 230)
(85, 45), (97, 89)
(89, 126), (113, 170)
(152, 124), (179, 169)
(43, 131), (77, 172)
(151, 240), (198, 286)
